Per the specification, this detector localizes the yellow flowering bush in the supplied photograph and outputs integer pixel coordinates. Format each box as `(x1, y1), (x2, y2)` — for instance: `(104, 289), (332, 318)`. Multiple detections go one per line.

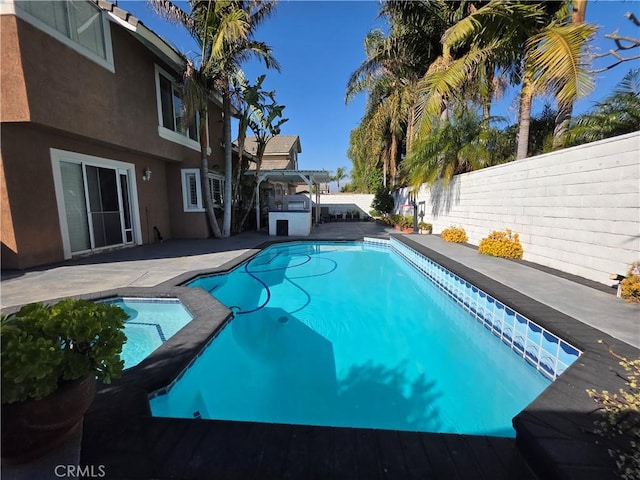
(440, 226), (468, 243)
(587, 344), (640, 480)
(621, 262), (640, 303)
(478, 229), (523, 259)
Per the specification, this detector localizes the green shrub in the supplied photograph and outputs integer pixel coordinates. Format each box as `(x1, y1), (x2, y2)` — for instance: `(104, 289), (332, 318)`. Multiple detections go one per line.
(478, 229), (523, 259)
(441, 226), (468, 243)
(587, 344), (640, 480)
(1, 299), (128, 404)
(621, 262), (640, 303)
(371, 187), (394, 215)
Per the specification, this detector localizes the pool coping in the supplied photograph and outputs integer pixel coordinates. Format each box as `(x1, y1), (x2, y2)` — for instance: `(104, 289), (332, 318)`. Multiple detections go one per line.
(13, 236), (635, 479)
(391, 235), (639, 480)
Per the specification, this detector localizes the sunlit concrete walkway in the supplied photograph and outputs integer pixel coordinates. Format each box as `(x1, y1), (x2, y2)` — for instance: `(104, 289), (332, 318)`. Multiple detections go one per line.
(404, 233), (639, 349)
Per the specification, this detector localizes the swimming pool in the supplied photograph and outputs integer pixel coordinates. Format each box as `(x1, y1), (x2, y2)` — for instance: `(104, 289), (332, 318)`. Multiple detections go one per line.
(102, 298), (193, 369)
(149, 241), (579, 436)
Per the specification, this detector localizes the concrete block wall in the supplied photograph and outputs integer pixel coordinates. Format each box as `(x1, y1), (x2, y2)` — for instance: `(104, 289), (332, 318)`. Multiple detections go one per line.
(395, 132), (640, 285)
(313, 193), (375, 216)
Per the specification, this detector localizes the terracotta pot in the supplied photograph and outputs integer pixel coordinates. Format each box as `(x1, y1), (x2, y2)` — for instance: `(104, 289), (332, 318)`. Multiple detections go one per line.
(1, 375), (96, 464)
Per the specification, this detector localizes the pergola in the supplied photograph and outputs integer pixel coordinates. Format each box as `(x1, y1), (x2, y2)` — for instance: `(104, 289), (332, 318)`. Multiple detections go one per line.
(246, 169), (332, 231)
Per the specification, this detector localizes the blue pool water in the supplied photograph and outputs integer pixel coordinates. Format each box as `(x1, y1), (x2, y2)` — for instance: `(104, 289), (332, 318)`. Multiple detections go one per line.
(149, 242), (570, 437)
(104, 298), (193, 369)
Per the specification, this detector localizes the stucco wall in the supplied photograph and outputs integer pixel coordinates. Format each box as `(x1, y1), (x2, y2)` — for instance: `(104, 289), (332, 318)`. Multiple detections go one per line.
(395, 132), (640, 285)
(1, 10), (228, 268)
(0, 124), (174, 269)
(316, 193), (375, 216)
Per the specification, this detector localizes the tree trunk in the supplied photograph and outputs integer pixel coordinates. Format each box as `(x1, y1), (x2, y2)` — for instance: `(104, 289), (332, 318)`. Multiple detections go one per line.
(552, 102), (573, 149)
(406, 103), (416, 153)
(238, 149), (264, 231)
(553, 0), (588, 150)
(516, 78), (535, 160)
(390, 134), (398, 187)
(231, 131), (247, 232)
(222, 90), (232, 237)
(199, 110), (222, 238)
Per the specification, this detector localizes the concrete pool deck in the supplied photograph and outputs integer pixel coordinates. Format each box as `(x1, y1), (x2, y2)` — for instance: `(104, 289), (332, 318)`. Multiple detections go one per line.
(1, 221), (638, 479)
(2, 223), (637, 349)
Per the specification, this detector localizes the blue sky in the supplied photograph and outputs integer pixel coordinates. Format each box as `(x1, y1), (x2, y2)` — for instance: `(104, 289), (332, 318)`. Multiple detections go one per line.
(119, 0), (639, 184)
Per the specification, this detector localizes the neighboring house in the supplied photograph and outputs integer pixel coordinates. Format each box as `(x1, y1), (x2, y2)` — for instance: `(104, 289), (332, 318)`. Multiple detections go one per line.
(244, 135), (301, 171)
(0, 0), (234, 269)
(296, 182), (330, 194)
(243, 135), (303, 204)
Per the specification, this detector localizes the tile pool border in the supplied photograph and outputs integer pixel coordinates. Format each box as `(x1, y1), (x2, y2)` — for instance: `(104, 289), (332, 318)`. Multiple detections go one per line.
(365, 237), (581, 381)
(387, 234), (639, 480)
(12, 236), (632, 479)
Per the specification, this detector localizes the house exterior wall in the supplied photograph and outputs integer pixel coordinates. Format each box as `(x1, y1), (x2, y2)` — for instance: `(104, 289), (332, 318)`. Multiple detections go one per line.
(1, 5), (227, 269)
(1, 123), (173, 269)
(395, 132), (640, 285)
(262, 154), (293, 170)
(0, 16), (29, 122)
(11, 16), (190, 161)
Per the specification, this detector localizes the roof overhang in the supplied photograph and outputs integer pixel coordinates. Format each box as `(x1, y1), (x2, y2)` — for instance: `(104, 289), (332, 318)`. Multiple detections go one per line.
(98, 0), (226, 110)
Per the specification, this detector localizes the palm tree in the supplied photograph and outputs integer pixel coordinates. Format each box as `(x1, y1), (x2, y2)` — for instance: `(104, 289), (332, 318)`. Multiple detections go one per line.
(150, 0), (279, 238)
(237, 85), (288, 231)
(567, 68), (640, 144)
(346, 1), (446, 187)
(332, 167), (348, 190)
(203, 1), (280, 238)
(552, 0), (588, 148)
(346, 124), (382, 193)
(402, 106), (510, 188)
(415, 0), (596, 160)
(148, 1), (226, 238)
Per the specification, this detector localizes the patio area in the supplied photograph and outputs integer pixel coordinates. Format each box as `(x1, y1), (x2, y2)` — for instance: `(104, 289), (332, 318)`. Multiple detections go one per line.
(1, 221), (638, 479)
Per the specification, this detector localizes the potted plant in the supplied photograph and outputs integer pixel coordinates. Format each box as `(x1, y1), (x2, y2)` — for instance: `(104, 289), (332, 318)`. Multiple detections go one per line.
(402, 216), (414, 233)
(275, 199), (283, 210)
(1, 299), (127, 463)
(418, 222), (432, 234)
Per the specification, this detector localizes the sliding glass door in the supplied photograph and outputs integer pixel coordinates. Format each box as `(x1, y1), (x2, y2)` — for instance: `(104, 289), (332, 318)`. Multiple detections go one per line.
(58, 160), (135, 255)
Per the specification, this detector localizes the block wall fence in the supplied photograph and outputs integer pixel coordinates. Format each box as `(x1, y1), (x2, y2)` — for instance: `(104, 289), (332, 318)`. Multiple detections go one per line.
(394, 132), (640, 286)
(314, 193), (375, 216)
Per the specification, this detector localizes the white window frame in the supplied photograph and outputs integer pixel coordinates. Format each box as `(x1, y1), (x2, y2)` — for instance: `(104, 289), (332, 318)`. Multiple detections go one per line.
(50, 148), (143, 259)
(155, 65), (211, 153)
(13, 0), (115, 73)
(207, 172), (225, 208)
(180, 169), (225, 212)
(181, 168), (205, 212)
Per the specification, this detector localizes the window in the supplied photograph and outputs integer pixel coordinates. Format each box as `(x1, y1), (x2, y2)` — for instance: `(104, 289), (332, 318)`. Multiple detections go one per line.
(181, 169), (203, 212)
(181, 169), (224, 212)
(156, 66), (200, 148)
(208, 173), (224, 207)
(15, 0), (113, 71)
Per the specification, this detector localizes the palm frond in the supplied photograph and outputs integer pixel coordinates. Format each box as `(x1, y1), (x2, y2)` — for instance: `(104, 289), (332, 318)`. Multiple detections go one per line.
(527, 21), (597, 107)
